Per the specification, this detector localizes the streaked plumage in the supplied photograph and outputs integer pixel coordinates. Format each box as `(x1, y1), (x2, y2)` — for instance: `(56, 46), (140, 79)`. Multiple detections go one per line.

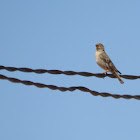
(95, 43), (124, 84)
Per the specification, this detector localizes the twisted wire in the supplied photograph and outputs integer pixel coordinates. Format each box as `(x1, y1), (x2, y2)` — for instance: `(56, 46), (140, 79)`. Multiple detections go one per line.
(0, 65), (139, 80)
(0, 74), (139, 100)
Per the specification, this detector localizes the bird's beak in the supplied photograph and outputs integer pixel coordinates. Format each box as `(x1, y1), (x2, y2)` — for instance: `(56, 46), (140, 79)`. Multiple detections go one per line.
(96, 45), (99, 48)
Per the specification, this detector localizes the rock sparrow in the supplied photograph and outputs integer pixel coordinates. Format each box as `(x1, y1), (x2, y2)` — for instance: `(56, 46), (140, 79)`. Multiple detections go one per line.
(95, 43), (124, 84)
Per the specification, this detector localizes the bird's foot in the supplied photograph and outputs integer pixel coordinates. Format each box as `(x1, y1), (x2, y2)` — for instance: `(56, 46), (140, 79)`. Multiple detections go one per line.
(102, 70), (108, 75)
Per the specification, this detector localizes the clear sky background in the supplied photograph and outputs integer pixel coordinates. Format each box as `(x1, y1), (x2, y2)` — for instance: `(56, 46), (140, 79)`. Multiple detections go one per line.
(0, 0), (140, 140)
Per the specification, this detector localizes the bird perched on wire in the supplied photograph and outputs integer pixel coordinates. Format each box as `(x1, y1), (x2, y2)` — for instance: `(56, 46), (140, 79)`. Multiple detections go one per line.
(95, 43), (124, 84)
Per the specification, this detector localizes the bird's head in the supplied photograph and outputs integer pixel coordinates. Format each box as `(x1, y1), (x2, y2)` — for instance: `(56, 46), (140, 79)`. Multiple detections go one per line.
(96, 43), (105, 51)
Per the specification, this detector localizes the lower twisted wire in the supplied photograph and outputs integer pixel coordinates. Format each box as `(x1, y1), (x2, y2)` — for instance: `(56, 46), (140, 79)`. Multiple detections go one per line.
(0, 74), (139, 100)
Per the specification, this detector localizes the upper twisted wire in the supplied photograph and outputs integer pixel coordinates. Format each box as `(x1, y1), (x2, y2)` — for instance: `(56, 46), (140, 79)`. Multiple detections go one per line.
(0, 65), (139, 80)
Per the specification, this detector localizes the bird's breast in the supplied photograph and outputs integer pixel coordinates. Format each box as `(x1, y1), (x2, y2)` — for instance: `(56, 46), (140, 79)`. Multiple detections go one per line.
(95, 51), (102, 63)
(95, 51), (107, 70)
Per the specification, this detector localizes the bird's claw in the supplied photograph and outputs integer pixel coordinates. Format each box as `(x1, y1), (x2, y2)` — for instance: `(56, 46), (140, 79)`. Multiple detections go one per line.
(102, 70), (108, 78)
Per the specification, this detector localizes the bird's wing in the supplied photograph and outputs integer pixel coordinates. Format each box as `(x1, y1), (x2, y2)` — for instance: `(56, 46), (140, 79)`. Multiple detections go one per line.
(99, 52), (121, 74)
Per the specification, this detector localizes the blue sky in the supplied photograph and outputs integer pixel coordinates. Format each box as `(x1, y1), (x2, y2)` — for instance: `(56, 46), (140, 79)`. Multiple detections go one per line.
(0, 0), (140, 140)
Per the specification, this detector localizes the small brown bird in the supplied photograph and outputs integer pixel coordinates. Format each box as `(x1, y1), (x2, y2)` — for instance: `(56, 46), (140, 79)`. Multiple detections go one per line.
(95, 43), (124, 84)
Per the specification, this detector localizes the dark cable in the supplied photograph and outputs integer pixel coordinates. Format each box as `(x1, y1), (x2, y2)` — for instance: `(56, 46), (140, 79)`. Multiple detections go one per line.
(0, 65), (139, 80)
(0, 74), (139, 100)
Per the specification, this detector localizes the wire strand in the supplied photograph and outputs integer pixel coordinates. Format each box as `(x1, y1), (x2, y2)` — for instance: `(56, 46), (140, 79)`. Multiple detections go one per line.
(0, 65), (139, 80)
(0, 74), (139, 100)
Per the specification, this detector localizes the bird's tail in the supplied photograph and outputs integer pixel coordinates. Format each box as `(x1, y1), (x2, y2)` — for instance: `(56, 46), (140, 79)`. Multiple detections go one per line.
(113, 72), (124, 84)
